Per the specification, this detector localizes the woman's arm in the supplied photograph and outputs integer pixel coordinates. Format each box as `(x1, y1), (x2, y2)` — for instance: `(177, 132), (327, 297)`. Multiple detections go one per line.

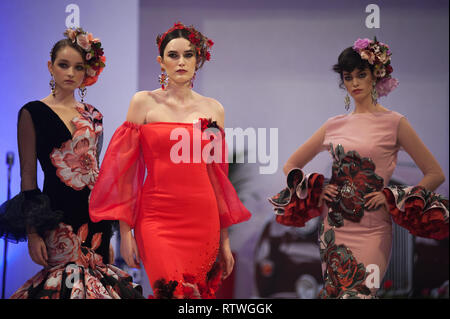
(17, 108), (48, 267)
(283, 123), (327, 175)
(18, 109), (37, 191)
(397, 117), (445, 191)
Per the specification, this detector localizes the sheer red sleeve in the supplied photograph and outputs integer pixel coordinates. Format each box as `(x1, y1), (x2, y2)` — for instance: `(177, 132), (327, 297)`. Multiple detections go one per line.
(89, 121), (145, 228)
(206, 128), (251, 229)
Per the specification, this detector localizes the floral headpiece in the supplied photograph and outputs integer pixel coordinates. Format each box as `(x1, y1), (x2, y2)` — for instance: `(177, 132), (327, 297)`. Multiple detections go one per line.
(64, 28), (106, 87)
(156, 22), (214, 69)
(352, 37), (399, 97)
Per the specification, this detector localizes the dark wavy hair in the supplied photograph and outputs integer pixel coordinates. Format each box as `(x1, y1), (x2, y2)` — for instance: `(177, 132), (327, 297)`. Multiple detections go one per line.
(332, 47), (375, 88)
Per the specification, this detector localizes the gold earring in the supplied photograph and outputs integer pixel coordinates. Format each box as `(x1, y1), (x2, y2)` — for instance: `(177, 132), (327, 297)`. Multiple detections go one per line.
(344, 93), (350, 111)
(371, 82), (378, 105)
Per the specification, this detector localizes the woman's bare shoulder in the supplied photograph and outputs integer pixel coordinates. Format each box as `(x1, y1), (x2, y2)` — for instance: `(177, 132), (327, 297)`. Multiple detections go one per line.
(127, 90), (163, 123)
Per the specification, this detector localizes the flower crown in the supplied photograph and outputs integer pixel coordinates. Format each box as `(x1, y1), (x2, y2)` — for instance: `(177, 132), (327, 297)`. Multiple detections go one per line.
(63, 28), (106, 87)
(156, 22), (214, 69)
(352, 37), (398, 97)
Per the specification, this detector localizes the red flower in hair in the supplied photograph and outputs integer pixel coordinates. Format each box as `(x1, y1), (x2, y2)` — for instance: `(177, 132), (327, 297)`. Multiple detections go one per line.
(385, 64), (393, 74)
(188, 33), (201, 46)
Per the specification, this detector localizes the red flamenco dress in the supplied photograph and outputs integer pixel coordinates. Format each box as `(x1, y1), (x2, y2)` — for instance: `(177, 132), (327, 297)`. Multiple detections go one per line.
(89, 118), (251, 298)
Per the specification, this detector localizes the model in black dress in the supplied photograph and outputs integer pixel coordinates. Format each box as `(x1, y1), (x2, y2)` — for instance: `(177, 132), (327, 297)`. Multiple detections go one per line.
(0, 28), (143, 299)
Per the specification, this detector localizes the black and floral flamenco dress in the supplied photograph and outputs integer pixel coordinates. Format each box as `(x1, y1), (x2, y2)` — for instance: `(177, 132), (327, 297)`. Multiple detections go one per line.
(0, 101), (144, 299)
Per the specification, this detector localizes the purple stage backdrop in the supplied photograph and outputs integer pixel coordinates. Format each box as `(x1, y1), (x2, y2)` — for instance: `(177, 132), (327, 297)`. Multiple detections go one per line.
(0, 0), (448, 298)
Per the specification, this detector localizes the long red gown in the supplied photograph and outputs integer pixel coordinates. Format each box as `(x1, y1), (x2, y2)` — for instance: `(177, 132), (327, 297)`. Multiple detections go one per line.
(89, 119), (251, 298)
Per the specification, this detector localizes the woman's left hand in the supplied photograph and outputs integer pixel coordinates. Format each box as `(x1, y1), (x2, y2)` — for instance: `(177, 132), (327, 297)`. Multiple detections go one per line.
(219, 242), (234, 280)
(364, 191), (388, 211)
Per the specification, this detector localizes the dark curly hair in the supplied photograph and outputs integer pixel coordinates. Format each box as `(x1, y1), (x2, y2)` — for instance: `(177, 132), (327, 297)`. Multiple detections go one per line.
(332, 47), (375, 88)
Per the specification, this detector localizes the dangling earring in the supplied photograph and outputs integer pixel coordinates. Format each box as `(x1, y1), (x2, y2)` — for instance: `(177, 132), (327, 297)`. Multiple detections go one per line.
(78, 87), (87, 103)
(371, 82), (378, 105)
(344, 93), (350, 111)
(49, 75), (56, 97)
(159, 68), (168, 90)
(190, 72), (196, 89)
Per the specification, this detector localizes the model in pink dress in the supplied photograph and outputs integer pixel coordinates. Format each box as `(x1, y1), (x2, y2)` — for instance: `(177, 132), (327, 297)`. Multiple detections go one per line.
(269, 37), (448, 299)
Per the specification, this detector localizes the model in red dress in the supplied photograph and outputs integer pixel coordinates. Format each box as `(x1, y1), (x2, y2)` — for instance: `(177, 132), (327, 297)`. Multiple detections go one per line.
(89, 22), (251, 298)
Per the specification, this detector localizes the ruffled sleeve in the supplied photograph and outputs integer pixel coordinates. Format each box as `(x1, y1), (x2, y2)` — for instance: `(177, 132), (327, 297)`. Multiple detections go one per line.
(268, 168), (324, 227)
(0, 189), (64, 243)
(89, 121), (145, 229)
(205, 127), (251, 228)
(383, 185), (449, 240)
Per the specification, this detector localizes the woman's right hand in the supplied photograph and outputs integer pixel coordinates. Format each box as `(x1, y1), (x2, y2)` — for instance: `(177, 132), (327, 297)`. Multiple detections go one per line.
(120, 231), (141, 269)
(318, 184), (339, 207)
(27, 233), (48, 267)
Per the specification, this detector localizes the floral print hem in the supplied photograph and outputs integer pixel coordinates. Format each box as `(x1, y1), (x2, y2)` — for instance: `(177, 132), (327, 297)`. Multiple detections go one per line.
(10, 222), (143, 299)
(148, 262), (223, 299)
(318, 223), (373, 299)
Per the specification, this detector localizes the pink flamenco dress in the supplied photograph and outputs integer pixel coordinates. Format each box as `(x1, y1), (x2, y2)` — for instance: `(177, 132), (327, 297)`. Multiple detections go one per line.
(89, 118), (251, 299)
(269, 111), (449, 299)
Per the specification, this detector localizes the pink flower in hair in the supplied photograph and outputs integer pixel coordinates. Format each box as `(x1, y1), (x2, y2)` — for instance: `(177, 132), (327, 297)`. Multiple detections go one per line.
(65, 29), (77, 42)
(376, 77), (399, 97)
(353, 38), (371, 51)
(360, 50), (375, 64)
(76, 34), (91, 51)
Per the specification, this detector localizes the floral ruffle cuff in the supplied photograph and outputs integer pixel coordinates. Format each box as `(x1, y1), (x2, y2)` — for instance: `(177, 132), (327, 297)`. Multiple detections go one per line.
(268, 168), (324, 227)
(383, 185), (449, 240)
(0, 189), (64, 243)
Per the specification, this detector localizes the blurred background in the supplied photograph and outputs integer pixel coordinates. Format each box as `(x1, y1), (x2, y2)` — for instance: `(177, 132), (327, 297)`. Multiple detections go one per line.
(0, 0), (448, 298)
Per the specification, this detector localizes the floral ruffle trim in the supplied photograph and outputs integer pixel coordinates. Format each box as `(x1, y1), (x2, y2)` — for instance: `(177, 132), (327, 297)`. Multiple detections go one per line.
(148, 262), (223, 299)
(268, 168), (324, 227)
(0, 189), (64, 243)
(383, 185), (449, 240)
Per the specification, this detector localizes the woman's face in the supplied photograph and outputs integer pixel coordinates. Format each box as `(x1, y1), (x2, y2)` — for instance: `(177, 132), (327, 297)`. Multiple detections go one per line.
(158, 37), (197, 86)
(342, 67), (375, 101)
(48, 46), (86, 93)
